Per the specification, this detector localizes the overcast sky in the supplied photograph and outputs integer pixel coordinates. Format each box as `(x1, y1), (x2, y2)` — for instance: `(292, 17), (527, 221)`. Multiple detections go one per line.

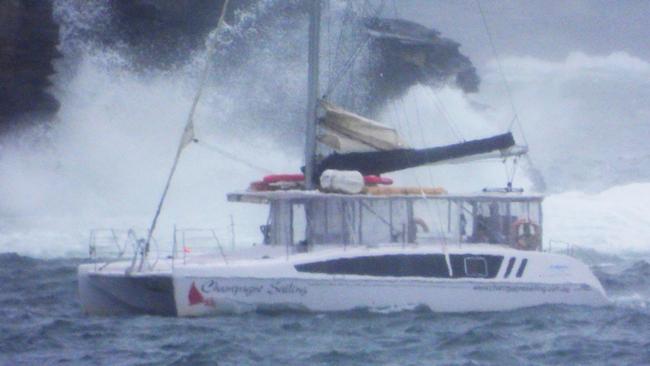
(391, 0), (650, 67)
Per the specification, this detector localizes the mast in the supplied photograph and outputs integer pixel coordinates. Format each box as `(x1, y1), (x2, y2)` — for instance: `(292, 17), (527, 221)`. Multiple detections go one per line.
(304, 0), (321, 190)
(136, 0), (230, 271)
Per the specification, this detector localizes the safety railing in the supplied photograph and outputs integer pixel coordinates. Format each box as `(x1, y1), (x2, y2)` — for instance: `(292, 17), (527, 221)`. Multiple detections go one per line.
(171, 227), (229, 268)
(547, 239), (575, 256)
(88, 228), (162, 271)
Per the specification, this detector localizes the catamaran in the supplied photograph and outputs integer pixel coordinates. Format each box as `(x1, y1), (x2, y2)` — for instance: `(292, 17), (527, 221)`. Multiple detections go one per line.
(78, 1), (607, 316)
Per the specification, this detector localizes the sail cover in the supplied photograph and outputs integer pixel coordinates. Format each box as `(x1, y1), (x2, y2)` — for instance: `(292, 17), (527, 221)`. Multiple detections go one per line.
(318, 101), (409, 152)
(314, 132), (516, 177)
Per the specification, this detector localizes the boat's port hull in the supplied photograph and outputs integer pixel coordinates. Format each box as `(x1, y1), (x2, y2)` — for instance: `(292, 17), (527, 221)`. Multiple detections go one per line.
(78, 270), (176, 316)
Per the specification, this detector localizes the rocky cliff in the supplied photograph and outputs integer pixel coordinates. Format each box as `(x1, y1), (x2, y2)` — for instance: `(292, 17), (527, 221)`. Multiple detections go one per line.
(0, 0), (61, 131)
(0, 0), (478, 132)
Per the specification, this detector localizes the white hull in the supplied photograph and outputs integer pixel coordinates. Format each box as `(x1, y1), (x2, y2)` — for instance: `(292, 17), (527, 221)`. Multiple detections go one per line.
(78, 244), (608, 316)
(174, 277), (606, 316)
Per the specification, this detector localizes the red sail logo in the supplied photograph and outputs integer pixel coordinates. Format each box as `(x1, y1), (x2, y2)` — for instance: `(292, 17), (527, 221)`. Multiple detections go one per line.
(188, 281), (216, 307)
(188, 282), (204, 305)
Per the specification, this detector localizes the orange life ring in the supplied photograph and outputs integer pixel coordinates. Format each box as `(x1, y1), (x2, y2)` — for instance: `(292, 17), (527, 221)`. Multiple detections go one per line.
(413, 217), (429, 233)
(510, 219), (541, 250)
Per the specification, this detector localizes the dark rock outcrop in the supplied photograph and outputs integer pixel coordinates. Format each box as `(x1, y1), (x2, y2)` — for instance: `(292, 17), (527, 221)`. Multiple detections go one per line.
(0, 0), (480, 134)
(104, 1), (479, 110)
(0, 0), (61, 131)
(107, 0), (233, 68)
(364, 17), (479, 113)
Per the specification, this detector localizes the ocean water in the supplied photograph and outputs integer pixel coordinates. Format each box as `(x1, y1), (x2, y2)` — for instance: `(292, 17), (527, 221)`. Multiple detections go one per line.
(1, 253), (650, 366)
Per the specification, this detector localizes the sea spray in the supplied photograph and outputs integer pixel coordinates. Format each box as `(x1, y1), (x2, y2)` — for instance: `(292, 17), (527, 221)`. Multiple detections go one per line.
(1, 2), (650, 257)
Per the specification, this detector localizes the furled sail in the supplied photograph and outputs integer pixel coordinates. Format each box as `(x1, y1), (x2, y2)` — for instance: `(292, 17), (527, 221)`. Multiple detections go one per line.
(315, 132), (518, 177)
(318, 101), (409, 153)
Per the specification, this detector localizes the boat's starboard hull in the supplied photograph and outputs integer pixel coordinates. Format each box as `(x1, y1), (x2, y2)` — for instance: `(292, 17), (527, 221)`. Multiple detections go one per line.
(78, 246), (608, 316)
(173, 276), (608, 316)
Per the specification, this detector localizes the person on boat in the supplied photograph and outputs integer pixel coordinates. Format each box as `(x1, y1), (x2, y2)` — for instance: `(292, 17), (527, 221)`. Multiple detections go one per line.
(471, 215), (490, 243)
(486, 202), (506, 244)
(459, 213), (468, 241)
(260, 224), (271, 245)
(297, 239), (309, 253)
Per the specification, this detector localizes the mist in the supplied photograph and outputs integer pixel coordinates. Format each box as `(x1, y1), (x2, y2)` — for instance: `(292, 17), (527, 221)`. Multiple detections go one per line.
(1, 0), (649, 257)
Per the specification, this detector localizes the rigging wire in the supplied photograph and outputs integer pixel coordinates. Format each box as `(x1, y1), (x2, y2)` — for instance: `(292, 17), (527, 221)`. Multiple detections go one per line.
(197, 140), (273, 174)
(408, 60), (465, 142)
(140, 0), (230, 269)
(323, 0), (384, 98)
(425, 87), (465, 142)
(475, 0), (547, 190)
(324, 36), (371, 98)
(391, 97), (450, 249)
(404, 96), (451, 247)
(503, 157), (519, 188)
(475, 0), (528, 146)
(328, 1), (352, 97)
(326, 0), (332, 88)
(391, 96), (453, 274)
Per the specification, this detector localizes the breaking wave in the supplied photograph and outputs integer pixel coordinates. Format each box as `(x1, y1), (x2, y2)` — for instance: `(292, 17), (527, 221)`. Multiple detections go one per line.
(1, 2), (649, 258)
(545, 183), (650, 254)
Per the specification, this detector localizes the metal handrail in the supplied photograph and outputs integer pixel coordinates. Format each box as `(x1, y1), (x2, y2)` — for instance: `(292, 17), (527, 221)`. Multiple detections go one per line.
(547, 239), (575, 256)
(88, 227), (231, 271)
(172, 227), (229, 268)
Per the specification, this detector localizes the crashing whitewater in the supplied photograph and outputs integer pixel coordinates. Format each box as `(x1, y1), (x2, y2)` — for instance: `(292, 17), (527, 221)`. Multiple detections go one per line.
(1, 21), (650, 258)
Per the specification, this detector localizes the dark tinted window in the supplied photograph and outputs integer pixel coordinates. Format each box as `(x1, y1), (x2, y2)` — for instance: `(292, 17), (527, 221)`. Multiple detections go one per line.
(450, 254), (503, 279)
(464, 257), (488, 277)
(516, 258), (528, 278)
(295, 254), (451, 278)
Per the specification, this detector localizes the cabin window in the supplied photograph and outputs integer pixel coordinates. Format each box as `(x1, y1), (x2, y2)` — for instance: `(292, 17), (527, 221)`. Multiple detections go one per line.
(508, 202), (542, 250)
(467, 201), (511, 244)
(262, 195), (542, 251)
(305, 198), (410, 246)
(293, 203), (307, 246)
(306, 198), (352, 244)
(449, 254), (503, 279)
(411, 199), (461, 245)
(295, 254), (451, 278)
(456, 199), (543, 250)
(464, 256), (488, 278)
(268, 201), (293, 245)
(358, 199), (408, 244)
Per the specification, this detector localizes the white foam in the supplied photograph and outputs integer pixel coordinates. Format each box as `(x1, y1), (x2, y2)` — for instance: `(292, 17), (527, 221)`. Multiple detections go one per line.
(1, 14), (650, 258)
(545, 183), (650, 254)
(0, 50), (296, 257)
(479, 52), (650, 192)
